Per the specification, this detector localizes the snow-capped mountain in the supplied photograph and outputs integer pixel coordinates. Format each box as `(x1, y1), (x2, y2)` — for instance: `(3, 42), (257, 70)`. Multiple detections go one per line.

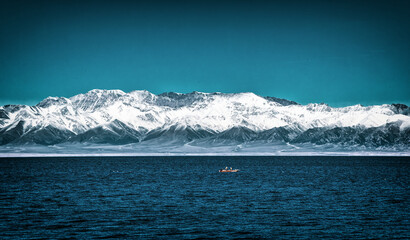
(0, 89), (409, 151)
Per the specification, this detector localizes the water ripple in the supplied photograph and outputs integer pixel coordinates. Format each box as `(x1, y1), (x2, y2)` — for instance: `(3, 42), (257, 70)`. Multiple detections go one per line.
(0, 156), (409, 239)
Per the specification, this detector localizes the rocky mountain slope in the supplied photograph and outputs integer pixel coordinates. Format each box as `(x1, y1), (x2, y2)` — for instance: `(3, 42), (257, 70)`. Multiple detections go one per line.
(0, 89), (409, 149)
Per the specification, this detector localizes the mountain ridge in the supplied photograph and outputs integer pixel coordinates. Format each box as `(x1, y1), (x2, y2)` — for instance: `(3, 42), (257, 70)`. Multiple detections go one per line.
(0, 89), (409, 150)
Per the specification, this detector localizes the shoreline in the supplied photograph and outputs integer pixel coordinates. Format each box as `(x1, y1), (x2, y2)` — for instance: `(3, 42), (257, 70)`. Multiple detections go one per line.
(1, 152), (409, 158)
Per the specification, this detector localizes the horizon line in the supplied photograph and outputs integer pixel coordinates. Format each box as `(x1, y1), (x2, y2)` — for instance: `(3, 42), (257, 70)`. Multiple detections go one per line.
(1, 152), (409, 158)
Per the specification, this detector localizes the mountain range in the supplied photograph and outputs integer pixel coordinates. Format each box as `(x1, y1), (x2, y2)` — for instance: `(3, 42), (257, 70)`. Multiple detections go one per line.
(0, 89), (409, 154)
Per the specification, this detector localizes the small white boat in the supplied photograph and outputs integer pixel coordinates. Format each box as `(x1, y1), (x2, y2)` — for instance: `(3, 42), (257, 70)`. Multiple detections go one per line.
(219, 167), (239, 172)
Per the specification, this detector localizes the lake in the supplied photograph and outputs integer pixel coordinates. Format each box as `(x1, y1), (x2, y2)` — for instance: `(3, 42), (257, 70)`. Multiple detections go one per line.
(0, 156), (408, 239)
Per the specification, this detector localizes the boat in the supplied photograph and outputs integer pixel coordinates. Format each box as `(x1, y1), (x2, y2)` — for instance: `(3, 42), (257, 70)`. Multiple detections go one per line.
(219, 167), (239, 172)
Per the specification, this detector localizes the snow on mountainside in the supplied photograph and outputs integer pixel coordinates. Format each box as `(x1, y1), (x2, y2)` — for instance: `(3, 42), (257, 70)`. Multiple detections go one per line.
(0, 89), (409, 150)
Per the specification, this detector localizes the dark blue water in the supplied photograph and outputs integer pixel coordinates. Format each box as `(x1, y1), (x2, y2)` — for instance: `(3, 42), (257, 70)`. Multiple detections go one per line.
(0, 156), (409, 239)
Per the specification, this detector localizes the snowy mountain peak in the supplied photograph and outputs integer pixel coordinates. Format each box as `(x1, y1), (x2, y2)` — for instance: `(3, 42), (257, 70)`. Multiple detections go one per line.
(86, 89), (126, 95)
(36, 96), (71, 108)
(0, 90), (409, 150)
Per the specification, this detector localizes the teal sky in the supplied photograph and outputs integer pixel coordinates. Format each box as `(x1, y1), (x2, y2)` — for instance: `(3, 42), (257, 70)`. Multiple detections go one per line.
(0, 0), (409, 107)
